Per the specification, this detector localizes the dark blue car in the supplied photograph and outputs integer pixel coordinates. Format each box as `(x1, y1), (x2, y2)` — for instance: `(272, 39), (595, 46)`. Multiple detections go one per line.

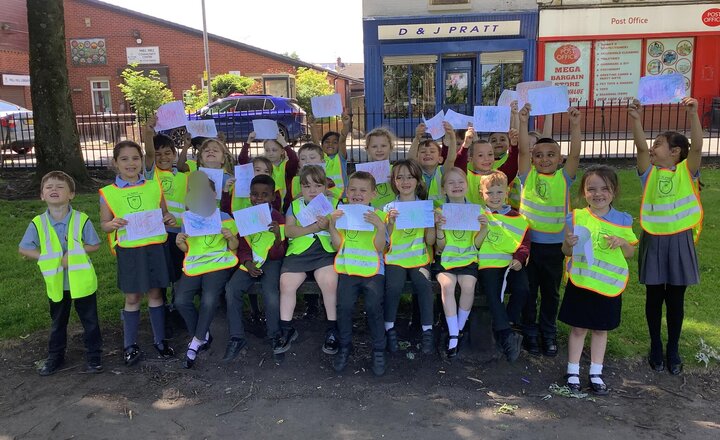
(190, 94), (307, 142)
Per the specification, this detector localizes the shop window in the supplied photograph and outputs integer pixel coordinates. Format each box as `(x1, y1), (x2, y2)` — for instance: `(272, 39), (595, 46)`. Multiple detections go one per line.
(480, 51), (524, 106)
(383, 56), (437, 118)
(644, 37), (693, 94)
(90, 80), (112, 113)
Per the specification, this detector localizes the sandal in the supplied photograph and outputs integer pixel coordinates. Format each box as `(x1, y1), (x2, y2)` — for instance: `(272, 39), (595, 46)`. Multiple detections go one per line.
(183, 347), (198, 369)
(588, 374), (609, 396)
(446, 335), (459, 359)
(564, 373), (582, 393)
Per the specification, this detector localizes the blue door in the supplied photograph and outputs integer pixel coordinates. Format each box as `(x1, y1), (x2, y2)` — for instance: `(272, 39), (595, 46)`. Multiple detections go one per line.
(442, 59), (474, 115)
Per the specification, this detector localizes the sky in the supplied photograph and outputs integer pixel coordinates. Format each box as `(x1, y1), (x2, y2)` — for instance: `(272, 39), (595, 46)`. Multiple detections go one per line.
(100, 0), (365, 63)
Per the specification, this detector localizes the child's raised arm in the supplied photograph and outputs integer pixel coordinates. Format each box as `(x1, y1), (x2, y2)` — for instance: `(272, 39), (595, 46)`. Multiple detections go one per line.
(308, 115), (321, 144)
(338, 113), (351, 159)
(628, 99), (651, 174)
(518, 104), (532, 176)
(408, 123), (426, 160)
(442, 121), (457, 167)
(142, 115), (157, 172)
(684, 97), (703, 175)
(177, 132), (192, 173)
(510, 100), (519, 131)
(565, 107), (582, 179)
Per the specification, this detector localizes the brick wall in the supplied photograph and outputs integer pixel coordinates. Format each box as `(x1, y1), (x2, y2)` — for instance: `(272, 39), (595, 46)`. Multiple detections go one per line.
(0, 49), (32, 108)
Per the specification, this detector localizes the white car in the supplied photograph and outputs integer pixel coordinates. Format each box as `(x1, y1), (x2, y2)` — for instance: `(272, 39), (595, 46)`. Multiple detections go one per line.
(0, 99), (34, 154)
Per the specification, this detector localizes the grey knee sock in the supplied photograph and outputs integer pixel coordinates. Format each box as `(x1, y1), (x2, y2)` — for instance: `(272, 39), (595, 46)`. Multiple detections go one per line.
(148, 306), (166, 345)
(122, 310), (141, 349)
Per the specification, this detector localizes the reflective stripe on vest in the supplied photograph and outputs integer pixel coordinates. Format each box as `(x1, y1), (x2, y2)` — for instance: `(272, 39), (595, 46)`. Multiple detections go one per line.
(272, 160), (288, 200)
(154, 168), (187, 226)
(640, 160), (703, 235)
(478, 212), (529, 269)
(182, 217), (238, 276)
(427, 168), (443, 208)
(567, 208), (637, 297)
(33, 210), (97, 302)
(385, 227), (431, 268)
(334, 209), (387, 276)
(286, 197), (336, 256)
(466, 170), (486, 206)
(325, 154), (345, 192)
(240, 224), (285, 270)
(519, 168), (567, 233)
(99, 180), (167, 248)
(440, 230), (478, 270)
(508, 176), (522, 210)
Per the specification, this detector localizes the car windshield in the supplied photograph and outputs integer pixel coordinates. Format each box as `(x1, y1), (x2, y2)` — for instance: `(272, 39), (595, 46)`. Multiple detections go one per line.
(0, 101), (23, 112)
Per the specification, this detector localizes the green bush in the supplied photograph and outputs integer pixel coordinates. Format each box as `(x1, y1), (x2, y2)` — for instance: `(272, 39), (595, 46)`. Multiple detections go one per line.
(211, 73), (256, 98)
(296, 67), (334, 115)
(118, 64), (174, 121)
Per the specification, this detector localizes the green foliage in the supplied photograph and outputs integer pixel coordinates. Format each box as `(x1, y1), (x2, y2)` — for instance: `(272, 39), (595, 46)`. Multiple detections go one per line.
(296, 67), (334, 115)
(283, 51), (300, 60)
(211, 73), (256, 99)
(481, 63), (523, 105)
(118, 64), (175, 120)
(183, 84), (209, 113)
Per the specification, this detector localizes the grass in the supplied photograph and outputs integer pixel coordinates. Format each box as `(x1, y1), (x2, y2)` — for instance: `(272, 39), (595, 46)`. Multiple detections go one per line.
(1, 169), (719, 366)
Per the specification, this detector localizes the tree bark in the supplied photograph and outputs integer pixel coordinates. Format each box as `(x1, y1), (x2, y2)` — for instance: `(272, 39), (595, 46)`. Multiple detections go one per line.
(27, 0), (90, 185)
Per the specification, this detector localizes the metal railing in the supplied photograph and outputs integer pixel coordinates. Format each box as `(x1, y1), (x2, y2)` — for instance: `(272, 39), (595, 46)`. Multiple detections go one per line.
(2, 98), (719, 169)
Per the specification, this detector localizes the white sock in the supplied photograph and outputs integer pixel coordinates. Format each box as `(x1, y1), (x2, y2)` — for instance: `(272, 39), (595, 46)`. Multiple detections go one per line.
(589, 363), (604, 384)
(446, 316), (459, 349)
(385, 322), (394, 331)
(457, 307), (471, 331)
(566, 362), (580, 385)
(422, 325), (432, 332)
(187, 337), (203, 360)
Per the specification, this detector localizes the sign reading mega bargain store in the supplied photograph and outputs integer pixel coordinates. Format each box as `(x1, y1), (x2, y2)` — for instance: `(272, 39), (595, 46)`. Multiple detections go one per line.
(544, 42), (591, 104)
(539, 4), (720, 38)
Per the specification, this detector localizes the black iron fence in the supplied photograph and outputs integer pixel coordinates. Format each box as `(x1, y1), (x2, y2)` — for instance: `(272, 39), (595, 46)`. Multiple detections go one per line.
(2, 98), (720, 169)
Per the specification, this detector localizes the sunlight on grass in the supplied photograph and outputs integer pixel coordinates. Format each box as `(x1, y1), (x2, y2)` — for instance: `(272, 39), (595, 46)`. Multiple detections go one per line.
(1, 169), (719, 365)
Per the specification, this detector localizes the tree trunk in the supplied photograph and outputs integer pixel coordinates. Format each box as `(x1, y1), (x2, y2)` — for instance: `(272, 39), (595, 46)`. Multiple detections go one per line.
(27, 0), (90, 185)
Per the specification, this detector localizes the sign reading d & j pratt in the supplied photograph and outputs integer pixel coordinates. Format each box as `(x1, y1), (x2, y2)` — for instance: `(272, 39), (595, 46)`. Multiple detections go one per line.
(379, 21), (520, 40)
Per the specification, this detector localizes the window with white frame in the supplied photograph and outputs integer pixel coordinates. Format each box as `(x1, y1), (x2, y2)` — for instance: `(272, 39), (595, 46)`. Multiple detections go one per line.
(90, 80), (112, 113)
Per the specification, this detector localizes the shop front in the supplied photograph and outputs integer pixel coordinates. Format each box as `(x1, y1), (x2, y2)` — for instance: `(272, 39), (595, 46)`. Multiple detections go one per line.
(538, 3), (720, 131)
(363, 11), (538, 137)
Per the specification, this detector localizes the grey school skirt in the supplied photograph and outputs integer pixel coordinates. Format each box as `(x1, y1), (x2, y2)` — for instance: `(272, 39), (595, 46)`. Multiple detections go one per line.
(281, 239), (336, 274)
(638, 229), (699, 286)
(115, 243), (171, 293)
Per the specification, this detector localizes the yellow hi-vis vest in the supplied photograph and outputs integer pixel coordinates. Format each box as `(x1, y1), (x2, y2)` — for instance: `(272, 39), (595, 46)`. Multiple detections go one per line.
(519, 167), (567, 233)
(371, 182), (395, 209)
(493, 153), (509, 170)
(508, 176), (522, 210)
(334, 209), (387, 276)
(426, 167), (444, 208)
(478, 211), (529, 269)
(186, 159), (198, 172)
(182, 216), (238, 276)
(272, 159), (288, 200)
(154, 167), (187, 227)
(568, 208), (638, 297)
(441, 229), (479, 270)
(385, 222), (432, 269)
(640, 160), (703, 235)
(291, 175), (343, 201)
(99, 180), (167, 248)
(466, 169), (487, 206)
(240, 222), (286, 270)
(33, 210), (97, 302)
(286, 197), (336, 256)
(325, 154), (345, 196)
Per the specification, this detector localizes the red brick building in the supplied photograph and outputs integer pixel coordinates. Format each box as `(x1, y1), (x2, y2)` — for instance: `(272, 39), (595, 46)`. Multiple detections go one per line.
(0, 0), (361, 113)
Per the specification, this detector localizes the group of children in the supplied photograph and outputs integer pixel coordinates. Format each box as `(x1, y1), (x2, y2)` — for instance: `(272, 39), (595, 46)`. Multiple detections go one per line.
(20, 97), (703, 394)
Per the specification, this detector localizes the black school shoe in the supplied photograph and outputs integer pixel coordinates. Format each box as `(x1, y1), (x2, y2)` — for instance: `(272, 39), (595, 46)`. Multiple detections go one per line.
(371, 350), (386, 377)
(386, 328), (399, 353)
(589, 374), (609, 396)
(38, 357), (64, 376)
(667, 354), (683, 376)
(421, 329), (434, 355)
(333, 346), (351, 373)
(273, 327), (298, 355)
(81, 360), (104, 374)
(154, 340), (175, 358)
(446, 335), (459, 359)
(222, 338), (247, 362)
(322, 329), (339, 355)
(523, 335), (541, 356)
(542, 338), (558, 357)
(502, 332), (523, 363)
(564, 373), (582, 393)
(124, 344), (142, 366)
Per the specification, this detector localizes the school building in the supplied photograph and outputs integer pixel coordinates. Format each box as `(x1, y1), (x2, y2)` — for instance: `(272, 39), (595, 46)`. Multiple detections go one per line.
(362, 0), (540, 137)
(0, 0), (362, 114)
(537, 0), (720, 132)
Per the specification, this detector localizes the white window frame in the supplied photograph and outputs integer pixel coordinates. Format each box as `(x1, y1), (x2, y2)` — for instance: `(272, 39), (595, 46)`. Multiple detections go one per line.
(90, 79), (112, 113)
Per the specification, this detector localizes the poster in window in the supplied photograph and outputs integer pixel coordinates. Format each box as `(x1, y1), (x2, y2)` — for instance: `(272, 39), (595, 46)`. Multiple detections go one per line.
(544, 41), (591, 104)
(70, 38), (107, 65)
(645, 38), (693, 93)
(592, 40), (642, 102)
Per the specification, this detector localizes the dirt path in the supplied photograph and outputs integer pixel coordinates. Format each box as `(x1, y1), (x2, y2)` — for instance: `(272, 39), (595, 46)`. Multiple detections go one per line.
(1, 313), (718, 440)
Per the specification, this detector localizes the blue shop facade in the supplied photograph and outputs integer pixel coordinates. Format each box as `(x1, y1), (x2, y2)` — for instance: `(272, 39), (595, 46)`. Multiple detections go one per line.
(363, 10), (538, 137)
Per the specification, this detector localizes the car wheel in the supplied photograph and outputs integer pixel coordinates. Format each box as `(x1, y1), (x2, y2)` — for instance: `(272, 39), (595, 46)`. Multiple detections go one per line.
(278, 124), (289, 142)
(12, 146), (32, 155)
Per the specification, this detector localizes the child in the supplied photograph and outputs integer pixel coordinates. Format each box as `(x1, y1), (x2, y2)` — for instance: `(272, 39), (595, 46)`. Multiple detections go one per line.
(19, 171), (103, 375)
(291, 142), (342, 200)
(629, 97), (703, 375)
(383, 159), (436, 355)
(99, 141), (176, 366)
(223, 153), (280, 214)
(365, 127), (396, 209)
(477, 171), (530, 363)
(310, 113), (351, 196)
(408, 121), (458, 206)
(560, 165), (637, 394)
(173, 172), (239, 369)
(329, 171), (389, 375)
(274, 165), (339, 355)
(435, 167), (489, 358)
(517, 105), (582, 357)
(465, 139), (496, 205)
(237, 131), (299, 212)
(224, 174), (286, 361)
